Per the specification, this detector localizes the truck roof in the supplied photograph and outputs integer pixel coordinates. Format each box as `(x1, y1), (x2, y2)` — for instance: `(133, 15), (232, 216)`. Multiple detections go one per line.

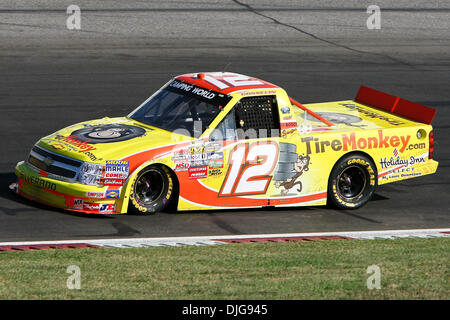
(175, 72), (279, 95)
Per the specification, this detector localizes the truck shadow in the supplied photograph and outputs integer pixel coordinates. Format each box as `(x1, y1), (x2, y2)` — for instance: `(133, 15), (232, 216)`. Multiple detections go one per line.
(0, 172), (390, 217)
(184, 193), (390, 215)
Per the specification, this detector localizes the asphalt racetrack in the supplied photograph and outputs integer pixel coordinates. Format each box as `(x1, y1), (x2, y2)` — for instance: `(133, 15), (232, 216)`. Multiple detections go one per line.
(0, 1), (449, 242)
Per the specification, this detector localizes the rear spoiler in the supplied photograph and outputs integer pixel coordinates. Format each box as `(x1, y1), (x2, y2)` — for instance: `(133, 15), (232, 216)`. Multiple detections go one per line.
(355, 86), (437, 125)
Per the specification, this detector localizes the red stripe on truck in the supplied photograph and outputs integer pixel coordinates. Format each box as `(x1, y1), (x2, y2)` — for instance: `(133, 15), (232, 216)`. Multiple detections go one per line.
(289, 97), (334, 127)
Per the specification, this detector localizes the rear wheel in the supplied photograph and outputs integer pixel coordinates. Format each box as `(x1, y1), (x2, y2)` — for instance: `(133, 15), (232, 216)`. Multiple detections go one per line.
(328, 154), (377, 209)
(128, 165), (174, 214)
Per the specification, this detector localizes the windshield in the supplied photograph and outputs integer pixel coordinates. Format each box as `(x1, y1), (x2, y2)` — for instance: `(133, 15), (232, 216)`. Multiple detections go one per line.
(129, 79), (232, 138)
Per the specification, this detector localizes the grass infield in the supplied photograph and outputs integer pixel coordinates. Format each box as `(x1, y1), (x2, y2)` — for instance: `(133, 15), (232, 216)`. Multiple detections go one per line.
(0, 238), (448, 299)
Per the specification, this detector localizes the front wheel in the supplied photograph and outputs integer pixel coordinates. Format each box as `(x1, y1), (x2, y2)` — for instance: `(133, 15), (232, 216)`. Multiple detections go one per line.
(128, 165), (175, 214)
(327, 154), (377, 209)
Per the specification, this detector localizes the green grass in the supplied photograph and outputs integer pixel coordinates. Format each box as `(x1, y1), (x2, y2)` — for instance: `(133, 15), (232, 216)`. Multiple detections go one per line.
(0, 238), (448, 299)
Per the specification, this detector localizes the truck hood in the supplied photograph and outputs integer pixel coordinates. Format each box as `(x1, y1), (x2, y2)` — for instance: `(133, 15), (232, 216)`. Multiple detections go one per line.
(36, 117), (190, 163)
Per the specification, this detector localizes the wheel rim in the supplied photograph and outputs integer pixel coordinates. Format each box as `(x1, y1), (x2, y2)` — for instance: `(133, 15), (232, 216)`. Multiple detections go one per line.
(337, 165), (367, 200)
(134, 169), (165, 205)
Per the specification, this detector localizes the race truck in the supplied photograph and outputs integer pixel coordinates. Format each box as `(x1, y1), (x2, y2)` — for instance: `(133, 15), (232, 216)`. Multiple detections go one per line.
(10, 72), (438, 214)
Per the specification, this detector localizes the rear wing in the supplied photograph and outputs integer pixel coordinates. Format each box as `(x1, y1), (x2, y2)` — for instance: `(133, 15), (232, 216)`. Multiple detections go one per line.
(355, 86), (437, 125)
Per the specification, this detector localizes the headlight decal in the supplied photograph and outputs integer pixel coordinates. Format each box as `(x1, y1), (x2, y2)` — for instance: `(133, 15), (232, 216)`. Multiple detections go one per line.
(77, 162), (105, 186)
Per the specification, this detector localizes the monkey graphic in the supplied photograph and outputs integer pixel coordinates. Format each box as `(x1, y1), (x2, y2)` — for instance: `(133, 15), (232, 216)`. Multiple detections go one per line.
(275, 155), (310, 196)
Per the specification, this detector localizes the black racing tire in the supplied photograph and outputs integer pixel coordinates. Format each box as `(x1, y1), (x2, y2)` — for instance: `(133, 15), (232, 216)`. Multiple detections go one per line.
(327, 154), (377, 209)
(128, 165), (175, 215)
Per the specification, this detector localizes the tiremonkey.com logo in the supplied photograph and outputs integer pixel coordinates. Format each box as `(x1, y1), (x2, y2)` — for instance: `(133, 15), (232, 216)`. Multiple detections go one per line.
(301, 130), (411, 155)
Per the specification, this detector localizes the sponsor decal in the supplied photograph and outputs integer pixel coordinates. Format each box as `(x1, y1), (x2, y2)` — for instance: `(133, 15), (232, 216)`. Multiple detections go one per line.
(188, 166), (208, 179)
(205, 142), (222, 153)
(48, 135), (99, 161)
(169, 80), (215, 99)
(83, 203), (100, 211)
(406, 142), (426, 151)
(379, 149), (427, 179)
(174, 140), (222, 171)
(380, 166), (422, 180)
(73, 198), (84, 210)
(281, 128), (297, 138)
(174, 162), (190, 171)
(280, 121), (297, 130)
(281, 107), (290, 114)
(188, 153), (207, 163)
(168, 80), (232, 107)
(105, 160), (129, 179)
(340, 103), (406, 126)
(103, 178), (124, 186)
(42, 138), (77, 153)
(55, 135), (96, 153)
(84, 151), (98, 162)
(86, 191), (105, 198)
(240, 90), (277, 97)
(400, 172), (422, 179)
(282, 115), (293, 121)
(104, 172), (125, 178)
(99, 203), (115, 213)
(190, 141), (205, 155)
(208, 152), (223, 168)
(379, 155), (426, 170)
(106, 190), (120, 199)
(172, 149), (189, 163)
(302, 130), (411, 155)
(393, 148), (399, 157)
(208, 168), (223, 176)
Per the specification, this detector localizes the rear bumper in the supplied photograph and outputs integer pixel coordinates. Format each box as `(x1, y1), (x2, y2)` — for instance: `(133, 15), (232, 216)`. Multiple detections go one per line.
(11, 161), (124, 214)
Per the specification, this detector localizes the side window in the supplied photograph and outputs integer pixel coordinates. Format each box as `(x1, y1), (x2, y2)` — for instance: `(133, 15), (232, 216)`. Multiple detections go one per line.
(210, 95), (281, 141)
(234, 95), (280, 139)
(210, 109), (238, 141)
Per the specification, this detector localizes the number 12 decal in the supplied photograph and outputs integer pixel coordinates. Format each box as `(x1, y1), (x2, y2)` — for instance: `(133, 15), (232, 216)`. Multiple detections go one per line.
(219, 142), (279, 197)
(203, 72), (264, 90)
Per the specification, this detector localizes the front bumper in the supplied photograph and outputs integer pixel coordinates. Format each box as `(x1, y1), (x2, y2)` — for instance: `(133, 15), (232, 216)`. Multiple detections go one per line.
(11, 161), (124, 214)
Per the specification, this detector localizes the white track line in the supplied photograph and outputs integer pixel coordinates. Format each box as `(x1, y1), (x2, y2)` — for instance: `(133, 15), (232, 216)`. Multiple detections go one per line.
(0, 228), (449, 249)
